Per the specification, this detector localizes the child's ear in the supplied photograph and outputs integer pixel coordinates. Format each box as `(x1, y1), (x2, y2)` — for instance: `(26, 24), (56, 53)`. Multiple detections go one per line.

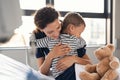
(69, 24), (75, 32)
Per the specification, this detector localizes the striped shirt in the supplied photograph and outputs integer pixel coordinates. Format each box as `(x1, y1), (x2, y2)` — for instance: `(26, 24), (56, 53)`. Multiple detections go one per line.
(35, 34), (86, 78)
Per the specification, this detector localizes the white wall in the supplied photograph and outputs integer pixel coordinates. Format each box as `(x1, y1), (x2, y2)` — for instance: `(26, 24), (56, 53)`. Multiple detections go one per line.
(0, 48), (27, 64)
(0, 48), (38, 70)
(113, 0), (120, 58)
(0, 0), (22, 41)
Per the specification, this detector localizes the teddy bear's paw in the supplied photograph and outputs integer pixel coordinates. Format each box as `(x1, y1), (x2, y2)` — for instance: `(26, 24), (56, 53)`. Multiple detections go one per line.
(79, 71), (90, 80)
(85, 64), (96, 73)
(109, 57), (120, 69)
(101, 79), (108, 80)
(101, 69), (118, 80)
(80, 71), (100, 80)
(110, 61), (119, 69)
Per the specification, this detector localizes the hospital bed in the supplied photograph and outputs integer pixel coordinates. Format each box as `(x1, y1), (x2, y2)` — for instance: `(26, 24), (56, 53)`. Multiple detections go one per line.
(0, 54), (54, 80)
(0, 54), (120, 80)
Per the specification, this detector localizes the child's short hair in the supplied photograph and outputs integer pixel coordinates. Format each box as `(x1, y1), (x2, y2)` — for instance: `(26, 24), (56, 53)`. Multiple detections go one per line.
(61, 12), (85, 33)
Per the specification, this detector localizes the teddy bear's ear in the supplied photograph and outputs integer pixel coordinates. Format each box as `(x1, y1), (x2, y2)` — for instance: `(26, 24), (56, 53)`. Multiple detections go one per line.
(106, 44), (115, 51)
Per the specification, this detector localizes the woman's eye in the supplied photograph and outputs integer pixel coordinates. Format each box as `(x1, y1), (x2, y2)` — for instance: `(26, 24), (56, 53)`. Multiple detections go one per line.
(57, 26), (60, 29)
(57, 26), (61, 30)
(47, 31), (53, 35)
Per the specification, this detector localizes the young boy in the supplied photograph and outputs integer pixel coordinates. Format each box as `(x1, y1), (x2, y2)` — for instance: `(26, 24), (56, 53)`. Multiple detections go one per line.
(35, 12), (90, 80)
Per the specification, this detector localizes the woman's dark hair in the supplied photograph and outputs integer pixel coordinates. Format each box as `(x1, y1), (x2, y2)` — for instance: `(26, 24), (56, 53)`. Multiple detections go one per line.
(34, 7), (59, 29)
(61, 12), (86, 33)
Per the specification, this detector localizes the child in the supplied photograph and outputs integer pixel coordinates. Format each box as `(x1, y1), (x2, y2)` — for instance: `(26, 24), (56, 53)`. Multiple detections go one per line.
(35, 12), (89, 79)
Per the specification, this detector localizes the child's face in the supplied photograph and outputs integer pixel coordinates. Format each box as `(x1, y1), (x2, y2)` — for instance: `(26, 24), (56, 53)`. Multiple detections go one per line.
(70, 24), (85, 38)
(42, 19), (61, 39)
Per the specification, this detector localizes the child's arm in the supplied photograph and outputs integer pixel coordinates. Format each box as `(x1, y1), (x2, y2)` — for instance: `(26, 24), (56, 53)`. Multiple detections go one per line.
(35, 37), (50, 47)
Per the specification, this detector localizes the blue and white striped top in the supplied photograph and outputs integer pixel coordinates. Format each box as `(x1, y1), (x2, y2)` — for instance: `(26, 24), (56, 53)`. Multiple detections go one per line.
(35, 34), (86, 78)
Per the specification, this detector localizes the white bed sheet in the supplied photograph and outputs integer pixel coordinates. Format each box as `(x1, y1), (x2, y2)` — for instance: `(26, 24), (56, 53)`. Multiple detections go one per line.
(75, 64), (85, 80)
(0, 54), (54, 80)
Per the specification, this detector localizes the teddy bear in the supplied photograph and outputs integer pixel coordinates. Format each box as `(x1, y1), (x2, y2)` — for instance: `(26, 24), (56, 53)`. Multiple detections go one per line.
(79, 44), (120, 80)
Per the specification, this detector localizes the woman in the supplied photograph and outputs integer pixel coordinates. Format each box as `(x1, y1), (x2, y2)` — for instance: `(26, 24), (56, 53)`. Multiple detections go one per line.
(31, 6), (91, 80)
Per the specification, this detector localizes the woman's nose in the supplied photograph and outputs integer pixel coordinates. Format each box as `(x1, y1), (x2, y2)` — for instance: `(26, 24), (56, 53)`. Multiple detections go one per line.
(53, 31), (60, 38)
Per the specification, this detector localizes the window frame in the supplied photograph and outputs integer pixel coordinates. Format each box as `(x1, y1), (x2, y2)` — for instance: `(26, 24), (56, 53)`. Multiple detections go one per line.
(22, 0), (112, 45)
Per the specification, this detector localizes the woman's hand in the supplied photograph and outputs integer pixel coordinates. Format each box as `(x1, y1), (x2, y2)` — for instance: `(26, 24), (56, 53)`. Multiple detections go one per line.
(56, 55), (75, 71)
(50, 43), (71, 59)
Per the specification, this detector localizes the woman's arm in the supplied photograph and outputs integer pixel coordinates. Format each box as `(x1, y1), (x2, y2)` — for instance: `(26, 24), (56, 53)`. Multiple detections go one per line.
(56, 54), (92, 71)
(37, 57), (45, 68)
(38, 53), (53, 75)
(74, 54), (92, 65)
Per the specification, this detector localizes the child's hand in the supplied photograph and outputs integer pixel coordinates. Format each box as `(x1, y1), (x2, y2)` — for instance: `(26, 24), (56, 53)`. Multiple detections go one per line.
(56, 55), (75, 71)
(50, 42), (71, 58)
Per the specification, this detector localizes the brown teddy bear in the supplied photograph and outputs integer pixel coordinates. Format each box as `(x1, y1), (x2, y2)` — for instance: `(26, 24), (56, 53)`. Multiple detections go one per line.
(80, 44), (120, 80)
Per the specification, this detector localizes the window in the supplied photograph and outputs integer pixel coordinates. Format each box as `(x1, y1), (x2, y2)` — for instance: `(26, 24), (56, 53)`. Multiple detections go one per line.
(53, 0), (111, 46)
(83, 18), (106, 45)
(0, 0), (112, 47)
(19, 0), (46, 10)
(54, 0), (104, 13)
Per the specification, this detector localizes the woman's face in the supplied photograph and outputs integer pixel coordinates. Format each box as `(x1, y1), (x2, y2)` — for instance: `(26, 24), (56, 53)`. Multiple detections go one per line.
(42, 19), (61, 39)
